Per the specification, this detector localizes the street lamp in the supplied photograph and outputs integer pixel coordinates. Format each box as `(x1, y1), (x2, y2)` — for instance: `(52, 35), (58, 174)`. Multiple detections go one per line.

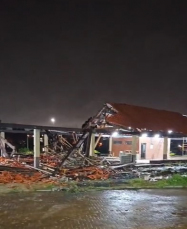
(50, 118), (55, 124)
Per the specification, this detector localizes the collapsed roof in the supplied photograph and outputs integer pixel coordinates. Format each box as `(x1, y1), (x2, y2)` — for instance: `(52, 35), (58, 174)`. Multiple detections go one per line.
(106, 103), (187, 134)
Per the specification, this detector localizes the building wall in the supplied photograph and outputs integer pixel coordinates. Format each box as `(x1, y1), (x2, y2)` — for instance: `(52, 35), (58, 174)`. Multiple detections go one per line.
(138, 137), (164, 160)
(112, 136), (170, 160)
(112, 137), (139, 157)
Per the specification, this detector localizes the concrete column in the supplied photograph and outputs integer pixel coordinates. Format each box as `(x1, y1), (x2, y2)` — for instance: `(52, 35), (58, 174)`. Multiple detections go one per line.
(0, 132), (5, 157)
(85, 132), (92, 157)
(0, 132), (5, 139)
(163, 137), (169, 160)
(44, 134), (49, 152)
(109, 136), (112, 156)
(89, 133), (95, 156)
(168, 138), (171, 159)
(34, 129), (40, 168)
(132, 135), (138, 154)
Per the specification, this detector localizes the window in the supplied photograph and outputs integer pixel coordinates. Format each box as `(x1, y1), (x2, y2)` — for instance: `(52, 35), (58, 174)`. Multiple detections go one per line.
(113, 141), (122, 144)
(125, 141), (132, 145)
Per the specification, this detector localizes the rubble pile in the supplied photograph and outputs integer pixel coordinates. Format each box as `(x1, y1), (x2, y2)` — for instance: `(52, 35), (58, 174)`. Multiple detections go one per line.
(13, 155), (34, 164)
(12, 154), (61, 167)
(136, 164), (187, 181)
(41, 155), (61, 168)
(0, 157), (56, 185)
(0, 157), (26, 168)
(0, 171), (52, 184)
(0, 154), (187, 186)
(60, 166), (111, 181)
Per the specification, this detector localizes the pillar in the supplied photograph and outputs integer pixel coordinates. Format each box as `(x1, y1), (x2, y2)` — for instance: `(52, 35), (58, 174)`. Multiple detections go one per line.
(44, 134), (49, 152)
(109, 136), (112, 156)
(85, 132), (92, 157)
(34, 129), (40, 168)
(0, 132), (5, 139)
(0, 132), (5, 157)
(132, 135), (138, 154)
(89, 133), (95, 156)
(163, 137), (169, 160)
(132, 135), (139, 161)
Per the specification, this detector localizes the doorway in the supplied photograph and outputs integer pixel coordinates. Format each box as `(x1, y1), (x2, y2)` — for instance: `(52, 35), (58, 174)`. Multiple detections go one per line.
(141, 143), (146, 159)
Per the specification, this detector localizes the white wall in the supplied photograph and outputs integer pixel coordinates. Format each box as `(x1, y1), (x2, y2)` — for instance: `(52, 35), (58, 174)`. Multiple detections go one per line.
(139, 137), (170, 160)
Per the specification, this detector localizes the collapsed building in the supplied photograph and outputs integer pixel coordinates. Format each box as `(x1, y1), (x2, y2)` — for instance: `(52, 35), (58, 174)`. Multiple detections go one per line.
(87, 103), (187, 162)
(0, 103), (187, 183)
(1, 103), (187, 168)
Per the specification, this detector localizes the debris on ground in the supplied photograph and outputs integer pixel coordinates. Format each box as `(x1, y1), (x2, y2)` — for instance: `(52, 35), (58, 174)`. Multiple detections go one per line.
(1, 124), (187, 186)
(1, 108), (187, 188)
(0, 171), (45, 184)
(1, 153), (187, 187)
(60, 166), (111, 181)
(0, 157), (27, 168)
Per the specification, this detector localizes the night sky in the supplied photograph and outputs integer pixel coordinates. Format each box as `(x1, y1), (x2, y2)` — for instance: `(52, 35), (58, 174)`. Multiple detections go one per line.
(0, 0), (187, 127)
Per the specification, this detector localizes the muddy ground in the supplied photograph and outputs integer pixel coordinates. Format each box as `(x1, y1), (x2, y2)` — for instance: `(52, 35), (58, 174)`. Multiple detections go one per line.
(0, 189), (187, 229)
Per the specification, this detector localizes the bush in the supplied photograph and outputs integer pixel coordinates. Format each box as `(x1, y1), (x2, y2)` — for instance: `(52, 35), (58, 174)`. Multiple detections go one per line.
(19, 148), (33, 155)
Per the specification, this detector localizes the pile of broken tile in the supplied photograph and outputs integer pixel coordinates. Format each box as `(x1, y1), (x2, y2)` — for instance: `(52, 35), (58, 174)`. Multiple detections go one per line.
(0, 156), (123, 184)
(0, 156), (187, 185)
(0, 157), (56, 185)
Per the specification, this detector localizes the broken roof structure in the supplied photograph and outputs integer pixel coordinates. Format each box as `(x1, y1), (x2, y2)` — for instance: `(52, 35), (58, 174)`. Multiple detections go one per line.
(106, 103), (187, 135)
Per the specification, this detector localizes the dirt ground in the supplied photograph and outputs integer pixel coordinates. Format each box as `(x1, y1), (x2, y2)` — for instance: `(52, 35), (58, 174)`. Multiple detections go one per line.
(0, 189), (187, 229)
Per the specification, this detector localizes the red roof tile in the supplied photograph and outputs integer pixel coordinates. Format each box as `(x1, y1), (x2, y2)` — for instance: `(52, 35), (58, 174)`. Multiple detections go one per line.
(106, 103), (187, 134)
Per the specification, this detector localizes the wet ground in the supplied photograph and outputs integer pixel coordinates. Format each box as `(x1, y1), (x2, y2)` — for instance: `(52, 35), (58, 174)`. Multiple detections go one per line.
(0, 190), (187, 229)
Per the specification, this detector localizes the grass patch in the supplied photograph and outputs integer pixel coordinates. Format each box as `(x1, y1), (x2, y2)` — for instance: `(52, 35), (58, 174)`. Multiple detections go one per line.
(129, 174), (187, 188)
(1, 175), (187, 194)
(34, 175), (187, 192)
(156, 174), (187, 188)
(129, 179), (153, 188)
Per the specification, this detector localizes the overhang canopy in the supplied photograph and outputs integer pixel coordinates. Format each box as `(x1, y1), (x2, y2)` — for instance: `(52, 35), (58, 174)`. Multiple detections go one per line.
(106, 103), (187, 134)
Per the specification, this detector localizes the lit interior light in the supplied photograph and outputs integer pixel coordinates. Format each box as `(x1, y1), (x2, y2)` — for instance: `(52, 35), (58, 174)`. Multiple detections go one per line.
(128, 127), (131, 129)
(178, 145), (182, 147)
(168, 130), (173, 134)
(112, 131), (118, 137)
(154, 134), (160, 138)
(141, 133), (148, 137)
